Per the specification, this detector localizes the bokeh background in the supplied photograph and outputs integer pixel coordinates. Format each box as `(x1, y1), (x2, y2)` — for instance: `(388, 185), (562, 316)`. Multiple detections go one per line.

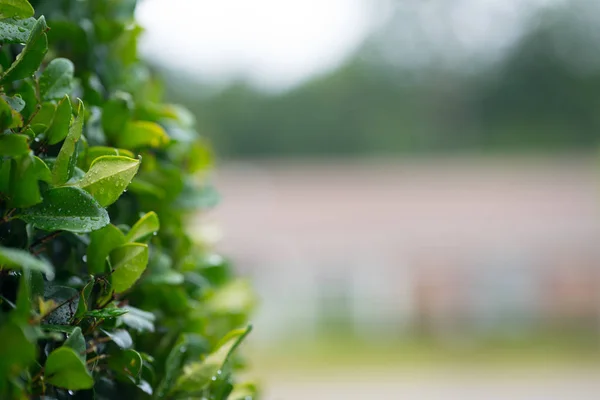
(137, 0), (600, 398)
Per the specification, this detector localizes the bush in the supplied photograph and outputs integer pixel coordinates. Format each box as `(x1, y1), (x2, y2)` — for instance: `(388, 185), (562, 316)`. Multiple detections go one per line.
(0, 0), (256, 398)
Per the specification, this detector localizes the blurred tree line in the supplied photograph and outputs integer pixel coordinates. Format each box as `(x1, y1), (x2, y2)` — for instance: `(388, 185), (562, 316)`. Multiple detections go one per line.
(160, 3), (600, 158)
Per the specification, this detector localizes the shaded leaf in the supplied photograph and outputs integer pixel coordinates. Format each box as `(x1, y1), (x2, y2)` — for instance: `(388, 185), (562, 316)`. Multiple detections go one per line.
(0, 0), (34, 19)
(119, 306), (154, 333)
(39, 58), (74, 101)
(102, 329), (132, 349)
(46, 95), (72, 145)
(19, 186), (109, 233)
(64, 327), (86, 360)
(108, 348), (142, 383)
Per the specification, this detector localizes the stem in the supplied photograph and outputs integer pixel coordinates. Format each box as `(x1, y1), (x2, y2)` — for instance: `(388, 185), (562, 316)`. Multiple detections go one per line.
(86, 354), (108, 365)
(29, 230), (62, 252)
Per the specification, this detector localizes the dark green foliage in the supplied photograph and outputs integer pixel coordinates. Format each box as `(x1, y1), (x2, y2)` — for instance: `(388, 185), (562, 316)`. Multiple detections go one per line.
(0, 0), (256, 398)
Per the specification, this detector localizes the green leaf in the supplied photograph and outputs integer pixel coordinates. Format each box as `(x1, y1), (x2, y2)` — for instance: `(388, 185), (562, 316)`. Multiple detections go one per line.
(84, 146), (134, 169)
(0, 245), (54, 279)
(8, 154), (51, 207)
(64, 327), (86, 360)
(108, 349), (142, 382)
(85, 307), (128, 319)
(173, 326), (252, 394)
(87, 224), (125, 274)
(19, 186), (109, 233)
(0, 96), (23, 130)
(0, 17), (35, 44)
(0, 322), (36, 383)
(75, 280), (94, 318)
(0, 0), (34, 20)
(75, 155), (140, 207)
(116, 120), (169, 149)
(30, 102), (56, 129)
(46, 95), (72, 145)
(207, 280), (256, 316)
(39, 58), (74, 101)
(0, 16), (47, 84)
(125, 211), (159, 243)
(102, 91), (132, 139)
(52, 99), (83, 185)
(109, 243), (148, 293)
(45, 346), (94, 390)
(0, 134), (28, 156)
(230, 382), (258, 400)
(119, 305), (154, 333)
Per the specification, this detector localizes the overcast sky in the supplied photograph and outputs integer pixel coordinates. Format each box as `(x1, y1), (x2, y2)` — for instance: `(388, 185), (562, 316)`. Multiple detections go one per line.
(136, 0), (564, 90)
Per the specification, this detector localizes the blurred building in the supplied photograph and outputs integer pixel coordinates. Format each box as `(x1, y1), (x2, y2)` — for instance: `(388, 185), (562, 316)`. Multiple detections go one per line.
(200, 157), (600, 343)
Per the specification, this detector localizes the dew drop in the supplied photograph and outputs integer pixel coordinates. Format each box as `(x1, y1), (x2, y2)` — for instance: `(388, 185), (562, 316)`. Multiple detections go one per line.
(82, 255), (87, 262)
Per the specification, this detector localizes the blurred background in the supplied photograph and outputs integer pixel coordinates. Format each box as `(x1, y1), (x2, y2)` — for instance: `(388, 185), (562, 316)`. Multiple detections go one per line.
(138, 0), (600, 398)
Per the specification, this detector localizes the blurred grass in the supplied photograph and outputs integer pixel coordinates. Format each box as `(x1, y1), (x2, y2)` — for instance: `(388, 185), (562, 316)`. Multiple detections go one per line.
(248, 333), (600, 375)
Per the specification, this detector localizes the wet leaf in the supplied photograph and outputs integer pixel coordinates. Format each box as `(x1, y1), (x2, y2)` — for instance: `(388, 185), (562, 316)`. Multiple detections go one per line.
(0, 0), (34, 20)
(46, 95), (72, 145)
(52, 99), (83, 185)
(173, 326), (252, 394)
(0, 17), (35, 44)
(19, 186), (109, 233)
(75, 155), (140, 207)
(0, 16), (47, 84)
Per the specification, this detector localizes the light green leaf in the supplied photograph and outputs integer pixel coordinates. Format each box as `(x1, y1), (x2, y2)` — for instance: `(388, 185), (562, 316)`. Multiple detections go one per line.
(125, 211), (159, 243)
(230, 382), (258, 400)
(75, 155), (140, 207)
(87, 224), (125, 275)
(173, 326), (252, 394)
(30, 102), (56, 129)
(207, 279), (256, 316)
(0, 134), (28, 156)
(84, 146), (134, 169)
(0, 245), (54, 279)
(52, 99), (83, 185)
(110, 243), (148, 293)
(46, 95), (72, 145)
(0, 17), (35, 44)
(0, 0), (34, 20)
(39, 58), (74, 101)
(19, 186), (109, 233)
(116, 120), (169, 149)
(45, 346), (94, 390)
(0, 16), (47, 84)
